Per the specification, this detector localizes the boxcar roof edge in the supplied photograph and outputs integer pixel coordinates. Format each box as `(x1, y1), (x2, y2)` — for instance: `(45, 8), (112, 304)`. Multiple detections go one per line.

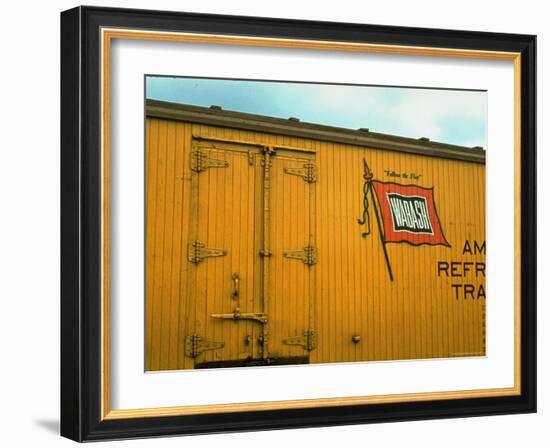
(145, 99), (486, 164)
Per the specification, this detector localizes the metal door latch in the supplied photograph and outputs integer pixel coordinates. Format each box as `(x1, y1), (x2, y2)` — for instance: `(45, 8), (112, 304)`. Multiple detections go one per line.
(231, 272), (239, 300)
(211, 307), (268, 324)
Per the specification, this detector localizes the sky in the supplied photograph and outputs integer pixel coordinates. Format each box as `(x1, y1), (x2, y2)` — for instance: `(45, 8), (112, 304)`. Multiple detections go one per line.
(146, 76), (487, 149)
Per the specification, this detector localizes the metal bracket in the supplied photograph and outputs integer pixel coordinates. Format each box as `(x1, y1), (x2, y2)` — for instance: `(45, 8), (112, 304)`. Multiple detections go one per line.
(283, 245), (318, 266)
(284, 162), (317, 183)
(211, 307), (268, 324)
(188, 240), (227, 264)
(190, 150), (229, 173)
(185, 334), (224, 358)
(283, 330), (317, 351)
(248, 150), (255, 166)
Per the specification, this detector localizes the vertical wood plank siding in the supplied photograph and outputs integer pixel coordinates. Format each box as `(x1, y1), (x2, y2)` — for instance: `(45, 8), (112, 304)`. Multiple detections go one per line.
(146, 117), (486, 370)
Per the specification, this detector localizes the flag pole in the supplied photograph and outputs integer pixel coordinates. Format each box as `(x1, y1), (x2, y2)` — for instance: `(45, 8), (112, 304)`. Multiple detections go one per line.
(362, 158), (394, 282)
(369, 182), (394, 281)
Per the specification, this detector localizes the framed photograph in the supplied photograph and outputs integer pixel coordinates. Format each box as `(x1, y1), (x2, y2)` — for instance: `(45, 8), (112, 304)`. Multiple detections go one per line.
(60, 6), (536, 441)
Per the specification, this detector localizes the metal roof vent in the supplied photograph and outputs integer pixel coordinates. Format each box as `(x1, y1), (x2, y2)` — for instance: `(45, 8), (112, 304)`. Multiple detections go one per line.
(210, 105), (222, 110)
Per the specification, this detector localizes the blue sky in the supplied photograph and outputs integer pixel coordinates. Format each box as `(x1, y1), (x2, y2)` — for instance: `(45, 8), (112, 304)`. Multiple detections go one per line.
(146, 76), (487, 149)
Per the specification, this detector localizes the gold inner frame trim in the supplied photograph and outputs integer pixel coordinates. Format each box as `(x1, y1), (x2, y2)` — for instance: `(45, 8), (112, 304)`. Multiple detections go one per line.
(100, 27), (522, 420)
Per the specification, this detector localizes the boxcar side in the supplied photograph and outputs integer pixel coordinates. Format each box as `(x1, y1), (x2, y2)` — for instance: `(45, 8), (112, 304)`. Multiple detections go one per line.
(145, 100), (486, 371)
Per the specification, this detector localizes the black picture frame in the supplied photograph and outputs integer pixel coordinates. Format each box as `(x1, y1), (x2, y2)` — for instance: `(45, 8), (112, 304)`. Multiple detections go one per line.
(61, 5), (536, 442)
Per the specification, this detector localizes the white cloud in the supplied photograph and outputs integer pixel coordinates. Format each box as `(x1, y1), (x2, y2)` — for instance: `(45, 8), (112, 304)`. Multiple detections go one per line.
(305, 85), (486, 145)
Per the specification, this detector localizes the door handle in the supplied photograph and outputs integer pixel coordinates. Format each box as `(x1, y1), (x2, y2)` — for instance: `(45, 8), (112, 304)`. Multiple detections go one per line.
(231, 272), (239, 300)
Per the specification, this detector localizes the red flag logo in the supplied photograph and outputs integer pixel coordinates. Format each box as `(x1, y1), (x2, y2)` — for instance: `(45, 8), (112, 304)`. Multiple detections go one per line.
(371, 181), (450, 247)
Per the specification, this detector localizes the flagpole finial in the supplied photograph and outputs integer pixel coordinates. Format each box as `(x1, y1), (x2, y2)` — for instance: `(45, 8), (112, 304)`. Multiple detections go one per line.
(363, 158), (373, 182)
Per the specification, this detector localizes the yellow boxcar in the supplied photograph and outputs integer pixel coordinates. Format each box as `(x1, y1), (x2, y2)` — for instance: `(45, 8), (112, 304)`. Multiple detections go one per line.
(145, 99), (486, 371)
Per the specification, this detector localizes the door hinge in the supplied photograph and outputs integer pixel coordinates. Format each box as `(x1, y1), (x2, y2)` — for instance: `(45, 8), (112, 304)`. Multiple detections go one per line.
(283, 245), (318, 266)
(185, 334), (224, 358)
(188, 240), (227, 264)
(284, 162), (317, 183)
(190, 150), (229, 173)
(283, 330), (317, 351)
